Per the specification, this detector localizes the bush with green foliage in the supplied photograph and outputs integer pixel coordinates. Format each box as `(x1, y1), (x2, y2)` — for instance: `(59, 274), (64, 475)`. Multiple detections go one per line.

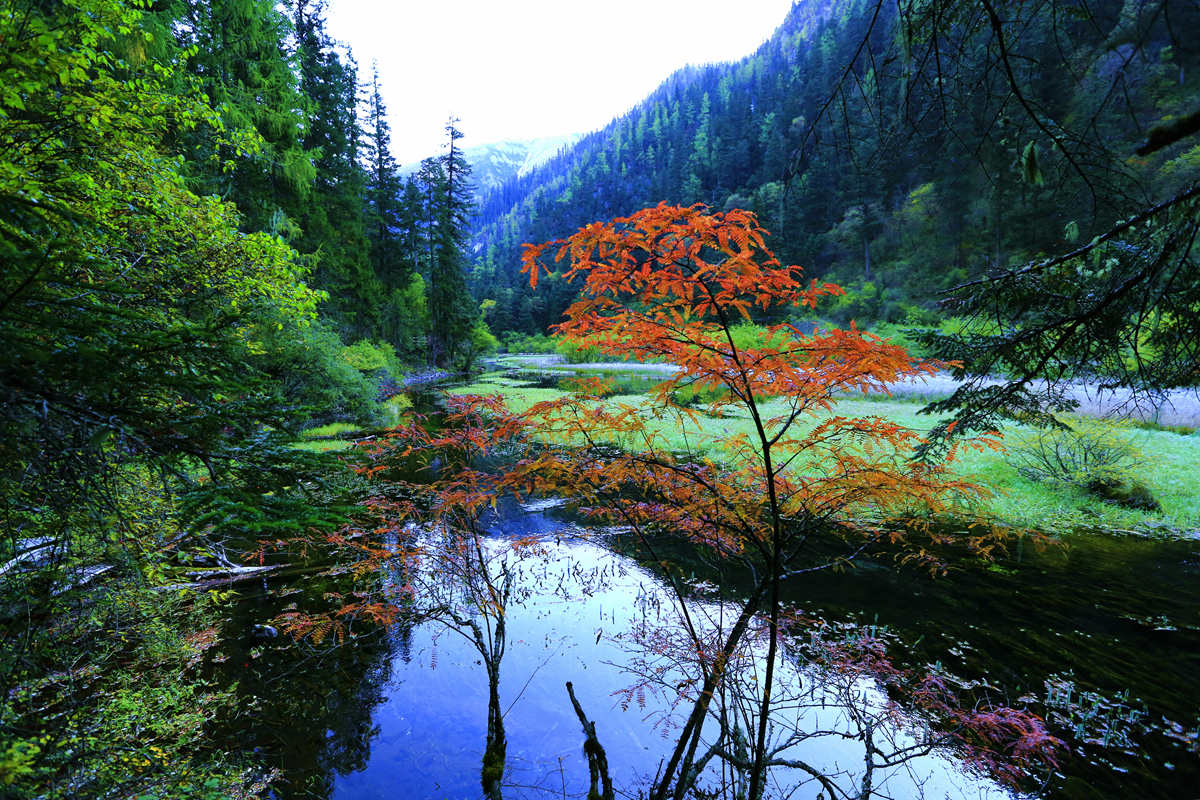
(555, 337), (610, 363)
(0, 587), (259, 799)
(823, 281), (928, 326)
(381, 273), (430, 364)
(500, 331), (559, 354)
(341, 339), (402, 374)
(454, 319), (500, 372)
(1008, 419), (1164, 512)
(257, 322), (378, 426)
(1008, 419), (1144, 488)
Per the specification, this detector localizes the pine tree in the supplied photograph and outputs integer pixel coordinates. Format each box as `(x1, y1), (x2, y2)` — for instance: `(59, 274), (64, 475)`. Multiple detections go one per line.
(291, 0), (378, 339)
(421, 119), (478, 367)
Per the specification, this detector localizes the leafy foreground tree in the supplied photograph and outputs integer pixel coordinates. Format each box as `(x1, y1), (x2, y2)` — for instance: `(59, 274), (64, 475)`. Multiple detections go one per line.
(291, 205), (1061, 799)
(0, 0), (354, 795)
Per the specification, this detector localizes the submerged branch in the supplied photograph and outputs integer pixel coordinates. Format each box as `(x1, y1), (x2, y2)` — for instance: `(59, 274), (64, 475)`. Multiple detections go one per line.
(566, 681), (615, 800)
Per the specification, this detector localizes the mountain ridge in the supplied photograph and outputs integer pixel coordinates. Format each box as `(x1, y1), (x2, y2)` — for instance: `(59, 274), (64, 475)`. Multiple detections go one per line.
(464, 0), (1198, 338)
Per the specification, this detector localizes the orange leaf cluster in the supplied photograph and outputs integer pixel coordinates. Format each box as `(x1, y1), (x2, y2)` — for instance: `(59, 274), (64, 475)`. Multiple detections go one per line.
(516, 204), (994, 560)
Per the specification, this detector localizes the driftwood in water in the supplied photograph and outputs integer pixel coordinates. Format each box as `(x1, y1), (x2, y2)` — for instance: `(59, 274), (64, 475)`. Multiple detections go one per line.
(51, 564), (114, 596)
(0, 537), (57, 577)
(154, 564), (282, 592)
(301, 427), (391, 442)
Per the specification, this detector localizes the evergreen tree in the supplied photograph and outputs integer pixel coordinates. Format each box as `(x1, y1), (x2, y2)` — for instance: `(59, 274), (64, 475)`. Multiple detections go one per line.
(466, 0), (1199, 337)
(421, 119), (478, 367)
(158, 0), (315, 233)
(360, 64), (433, 357)
(362, 63), (405, 289)
(291, 0), (378, 339)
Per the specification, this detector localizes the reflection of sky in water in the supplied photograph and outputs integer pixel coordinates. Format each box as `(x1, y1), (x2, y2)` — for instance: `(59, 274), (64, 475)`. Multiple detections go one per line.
(331, 499), (1015, 800)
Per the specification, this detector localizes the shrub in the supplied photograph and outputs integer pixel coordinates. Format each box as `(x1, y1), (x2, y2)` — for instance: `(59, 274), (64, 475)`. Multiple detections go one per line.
(258, 322), (378, 426)
(454, 320), (500, 372)
(825, 280), (915, 325)
(555, 337), (610, 363)
(1008, 419), (1143, 487)
(341, 339), (403, 375)
(500, 331), (558, 354)
(670, 383), (728, 408)
(726, 321), (771, 351)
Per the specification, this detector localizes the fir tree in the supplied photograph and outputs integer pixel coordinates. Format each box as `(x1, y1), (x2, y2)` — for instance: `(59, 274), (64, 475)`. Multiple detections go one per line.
(421, 119), (477, 367)
(362, 63), (406, 290)
(158, 0), (316, 233)
(291, 0), (378, 339)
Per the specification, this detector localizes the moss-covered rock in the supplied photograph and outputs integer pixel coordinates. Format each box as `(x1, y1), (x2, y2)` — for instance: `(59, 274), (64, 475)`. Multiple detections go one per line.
(1086, 478), (1162, 512)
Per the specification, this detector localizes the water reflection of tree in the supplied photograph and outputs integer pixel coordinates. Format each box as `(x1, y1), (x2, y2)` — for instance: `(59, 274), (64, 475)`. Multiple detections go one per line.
(608, 568), (1056, 800)
(321, 395), (547, 800)
(311, 434), (1042, 798)
(512, 206), (1063, 800)
(205, 578), (402, 799)
(414, 522), (525, 800)
(306, 320), (1064, 800)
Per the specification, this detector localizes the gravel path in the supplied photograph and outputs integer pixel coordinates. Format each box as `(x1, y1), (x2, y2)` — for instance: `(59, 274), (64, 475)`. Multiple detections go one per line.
(500, 354), (1200, 428)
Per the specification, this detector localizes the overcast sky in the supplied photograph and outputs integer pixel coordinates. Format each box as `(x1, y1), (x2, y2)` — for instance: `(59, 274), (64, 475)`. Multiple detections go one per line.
(325, 0), (795, 164)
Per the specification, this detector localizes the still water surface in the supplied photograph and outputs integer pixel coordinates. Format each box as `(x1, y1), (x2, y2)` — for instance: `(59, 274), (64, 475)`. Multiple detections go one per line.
(216, 498), (1199, 799)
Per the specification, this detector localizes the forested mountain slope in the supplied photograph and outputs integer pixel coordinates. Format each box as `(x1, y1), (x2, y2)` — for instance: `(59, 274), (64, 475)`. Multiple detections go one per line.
(469, 0), (1200, 336)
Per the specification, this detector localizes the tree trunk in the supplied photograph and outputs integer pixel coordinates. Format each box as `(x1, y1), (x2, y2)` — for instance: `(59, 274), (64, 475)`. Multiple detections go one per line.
(481, 662), (506, 800)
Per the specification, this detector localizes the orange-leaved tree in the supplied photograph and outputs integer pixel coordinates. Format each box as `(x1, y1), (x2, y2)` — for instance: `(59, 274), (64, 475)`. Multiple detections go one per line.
(516, 203), (1040, 799)
(268, 203), (1057, 800)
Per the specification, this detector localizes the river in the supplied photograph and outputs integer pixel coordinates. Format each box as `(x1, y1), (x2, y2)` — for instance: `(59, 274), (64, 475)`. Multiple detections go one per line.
(206, 494), (1199, 799)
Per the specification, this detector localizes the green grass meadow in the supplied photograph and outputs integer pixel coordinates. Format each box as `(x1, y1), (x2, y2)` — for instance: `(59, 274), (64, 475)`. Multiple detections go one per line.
(451, 371), (1200, 535)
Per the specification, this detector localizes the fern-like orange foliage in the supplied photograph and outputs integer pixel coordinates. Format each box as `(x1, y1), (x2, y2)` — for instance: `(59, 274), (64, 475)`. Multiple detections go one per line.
(519, 203), (999, 553)
(275, 204), (1048, 800)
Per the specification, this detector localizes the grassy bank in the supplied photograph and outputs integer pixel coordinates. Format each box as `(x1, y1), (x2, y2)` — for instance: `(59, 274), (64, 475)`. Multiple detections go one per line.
(452, 371), (1200, 535)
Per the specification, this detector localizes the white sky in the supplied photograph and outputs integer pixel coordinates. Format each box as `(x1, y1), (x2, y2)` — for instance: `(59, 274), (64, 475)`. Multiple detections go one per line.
(325, 0), (796, 164)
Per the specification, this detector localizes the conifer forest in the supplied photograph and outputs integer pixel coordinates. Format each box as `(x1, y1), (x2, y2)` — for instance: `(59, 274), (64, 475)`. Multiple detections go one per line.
(1, 1), (1198, 799)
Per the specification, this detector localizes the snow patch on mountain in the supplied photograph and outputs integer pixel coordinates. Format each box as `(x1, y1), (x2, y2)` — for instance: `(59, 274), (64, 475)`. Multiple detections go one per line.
(400, 133), (580, 197)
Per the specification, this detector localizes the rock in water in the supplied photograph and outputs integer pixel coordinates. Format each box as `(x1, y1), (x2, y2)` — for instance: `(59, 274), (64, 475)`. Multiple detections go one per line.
(250, 623), (279, 641)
